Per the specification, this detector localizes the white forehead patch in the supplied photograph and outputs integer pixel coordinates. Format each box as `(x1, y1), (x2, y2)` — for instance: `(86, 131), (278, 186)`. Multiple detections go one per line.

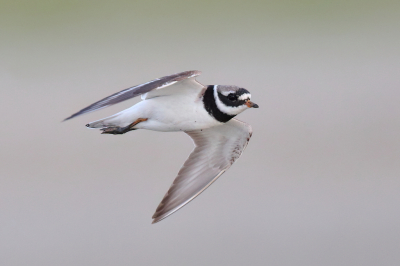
(238, 93), (251, 101)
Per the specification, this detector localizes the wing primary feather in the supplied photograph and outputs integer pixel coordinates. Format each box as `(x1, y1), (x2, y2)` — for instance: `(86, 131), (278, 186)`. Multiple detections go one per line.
(63, 70), (201, 121)
(151, 119), (252, 224)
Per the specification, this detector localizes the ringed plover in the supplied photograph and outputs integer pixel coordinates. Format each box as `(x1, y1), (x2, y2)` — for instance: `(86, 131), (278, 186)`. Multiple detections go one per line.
(65, 70), (258, 223)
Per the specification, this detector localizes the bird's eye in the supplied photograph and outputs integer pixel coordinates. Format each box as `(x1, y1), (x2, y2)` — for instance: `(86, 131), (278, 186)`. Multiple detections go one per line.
(227, 93), (237, 101)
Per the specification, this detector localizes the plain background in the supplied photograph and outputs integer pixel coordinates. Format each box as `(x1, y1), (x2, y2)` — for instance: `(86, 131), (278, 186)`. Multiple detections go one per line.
(1, 1), (399, 265)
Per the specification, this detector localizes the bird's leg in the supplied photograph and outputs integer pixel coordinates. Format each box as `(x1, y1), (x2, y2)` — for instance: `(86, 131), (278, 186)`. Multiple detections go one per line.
(101, 118), (148, 135)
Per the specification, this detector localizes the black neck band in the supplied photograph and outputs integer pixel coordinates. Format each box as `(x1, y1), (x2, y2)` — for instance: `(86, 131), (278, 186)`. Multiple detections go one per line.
(203, 85), (235, 123)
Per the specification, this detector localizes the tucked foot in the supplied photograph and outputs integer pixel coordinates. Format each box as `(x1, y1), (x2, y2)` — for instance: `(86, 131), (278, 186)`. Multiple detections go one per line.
(101, 125), (133, 134)
(100, 118), (148, 135)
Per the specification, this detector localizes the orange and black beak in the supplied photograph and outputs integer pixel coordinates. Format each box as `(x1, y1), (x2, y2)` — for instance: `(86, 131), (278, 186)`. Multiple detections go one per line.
(246, 100), (259, 108)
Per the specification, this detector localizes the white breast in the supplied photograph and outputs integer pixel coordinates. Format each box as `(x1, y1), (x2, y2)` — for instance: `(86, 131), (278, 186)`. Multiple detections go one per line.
(134, 94), (222, 132)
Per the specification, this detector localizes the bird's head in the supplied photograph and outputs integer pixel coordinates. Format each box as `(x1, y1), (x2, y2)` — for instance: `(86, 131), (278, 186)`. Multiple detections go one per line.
(202, 85), (258, 123)
(214, 85), (259, 116)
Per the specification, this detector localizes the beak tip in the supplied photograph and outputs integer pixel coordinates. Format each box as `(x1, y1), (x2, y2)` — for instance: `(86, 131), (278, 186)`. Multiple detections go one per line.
(246, 101), (259, 108)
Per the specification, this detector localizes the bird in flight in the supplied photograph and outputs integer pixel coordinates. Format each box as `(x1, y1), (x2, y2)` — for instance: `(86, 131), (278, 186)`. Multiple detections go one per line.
(65, 70), (258, 223)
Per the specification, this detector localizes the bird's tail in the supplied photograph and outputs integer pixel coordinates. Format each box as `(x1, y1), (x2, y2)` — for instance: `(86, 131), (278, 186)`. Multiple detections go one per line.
(86, 112), (129, 129)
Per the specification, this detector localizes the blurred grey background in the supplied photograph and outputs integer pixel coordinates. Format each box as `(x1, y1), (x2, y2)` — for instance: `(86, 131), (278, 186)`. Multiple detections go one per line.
(1, 1), (399, 265)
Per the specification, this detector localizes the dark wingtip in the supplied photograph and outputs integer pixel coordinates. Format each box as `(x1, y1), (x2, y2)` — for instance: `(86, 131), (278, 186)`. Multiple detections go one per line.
(62, 116), (72, 122)
(151, 217), (163, 224)
(62, 113), (79, 122)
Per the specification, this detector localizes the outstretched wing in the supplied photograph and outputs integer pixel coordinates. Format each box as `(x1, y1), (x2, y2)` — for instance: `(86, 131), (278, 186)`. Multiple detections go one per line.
(152, 119), (253, 224)
(64, 70), (202, 121)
